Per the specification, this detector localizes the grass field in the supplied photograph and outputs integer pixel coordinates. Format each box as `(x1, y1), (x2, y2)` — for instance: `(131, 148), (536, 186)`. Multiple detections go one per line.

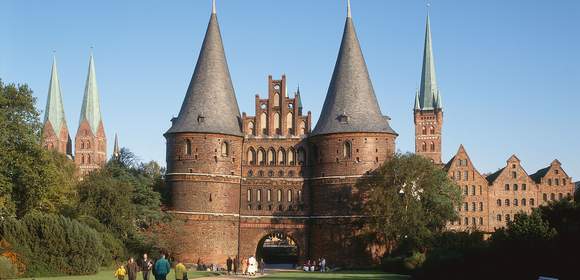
(260, 271), (410, 280)
(19, 269), (217, 280)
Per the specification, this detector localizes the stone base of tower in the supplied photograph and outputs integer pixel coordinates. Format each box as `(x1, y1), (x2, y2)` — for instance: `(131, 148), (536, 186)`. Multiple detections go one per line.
(171, 213), (239, 266)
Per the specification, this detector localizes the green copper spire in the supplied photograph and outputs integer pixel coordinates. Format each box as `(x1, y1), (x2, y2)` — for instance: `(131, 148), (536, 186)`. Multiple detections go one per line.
(44, 55), (68, 135)
(417, 14), (442, 110)
(79, 53), (103, 134)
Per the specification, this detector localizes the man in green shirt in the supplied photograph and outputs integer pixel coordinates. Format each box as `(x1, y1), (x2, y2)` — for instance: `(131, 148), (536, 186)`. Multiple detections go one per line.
(175, 262), (187, 280)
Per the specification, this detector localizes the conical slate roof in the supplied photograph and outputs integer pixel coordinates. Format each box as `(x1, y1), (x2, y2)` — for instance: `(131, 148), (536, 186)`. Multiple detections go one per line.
(312, 2), (396, 136)
(166, 3), (242, 136)
(416, 14), (442, 111)
(44, 56), (68, 135)
(79, 53), (103, 134)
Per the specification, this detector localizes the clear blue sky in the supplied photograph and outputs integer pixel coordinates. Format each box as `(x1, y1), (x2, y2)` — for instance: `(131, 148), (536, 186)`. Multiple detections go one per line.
(1, 0), (579, 179)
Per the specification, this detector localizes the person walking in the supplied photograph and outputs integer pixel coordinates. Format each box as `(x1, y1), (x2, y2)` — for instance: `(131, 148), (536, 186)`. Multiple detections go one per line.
(241, 258), (248, 275)
(140, 254), (153, 280)
(320, 258), (326, 272)
(175, 261), (186, 280)
(126, 257), (139, 280)
(248, 255), (257, 276)
(226, 256), (233, 275)
(114, 264), (127, 280)
(259, 258), (266, 275)
(233, 256), (239, 275)
(154, 254), (171, 280)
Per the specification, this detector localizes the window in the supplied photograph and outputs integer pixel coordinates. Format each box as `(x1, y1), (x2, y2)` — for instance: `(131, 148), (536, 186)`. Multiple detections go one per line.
(343, 141), (352, 159)
(248, 121), (255, 135)
(464, 186), (468, 195)
(522, 184), (527, 191)
(86, 141), (90, 149)
(550, 193), (555, 201)
(558, 193), (563, 200)
(464, 171), (469, 181)
(543, 193), (547, 201)
(514, 199), (518, 206)
(471, 185), (476, 196)
(430, 126), (435, 134)
(430, 142), (435, 152)
(274, 93), (280, 107)
(268, 148), (276, 165)
(277, 189), (282, 202)
(522, 198), (526, 206)
(472, 217), (476, 226)
(267, 189), (272, 202)
(464, 202), (468, 211)
(287, 190), (293, 202)
(497, 199), (502, 206)
(247, 170), (253, 177)
(247, 148), (256, 165)
(563, 179), (567, 185)
(273, 113), (281, 135)
(286, 113), (294, 134)
(479, 185), (483, 195)
(512, 171), (517, 179)
(297, 148), (305, 165)
(422, 142), (427, 152)
(514, 184), (518, 191)
(464, 217), (469, 225)
(299, 121), (306, 135)
(81, 141), (85, 149)
(247, 189), (252, 202)
(278, 170), (284, 177)
(258, 149), (266, 165)
(479, 202), (484, 211)
(422, 126), (427, 135)
(185, 140), (192, 155)
(472, 202), (476, 211)
(506, 214), (511, 222)
(505, 184), (510, 191)
(456, 171), (461, 180)
(505, 199), (510, 206)
(260, 113), (267, 135)
(555, 179), (560, 186)
(278, 149), (286, 165)
(497, 214), (502, 221)
(298, 190), (302, 202)
(479, 217), (484, 225)
(548, 179), (552, 186)
(530, 198), (535, 206)
(288, 148), (295, 165)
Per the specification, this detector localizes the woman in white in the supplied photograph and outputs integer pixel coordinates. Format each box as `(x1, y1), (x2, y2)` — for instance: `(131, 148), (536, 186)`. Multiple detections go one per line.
(248, 255), (257, 276)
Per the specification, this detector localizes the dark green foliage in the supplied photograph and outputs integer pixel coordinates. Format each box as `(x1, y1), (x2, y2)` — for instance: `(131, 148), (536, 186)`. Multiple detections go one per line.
(0, 213), (109, 276)
(361, 153), (462, 251)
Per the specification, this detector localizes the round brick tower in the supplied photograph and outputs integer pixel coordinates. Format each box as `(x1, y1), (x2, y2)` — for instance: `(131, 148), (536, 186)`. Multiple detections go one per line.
(164, 2), (243, 265)
(308, 1), (397, 267)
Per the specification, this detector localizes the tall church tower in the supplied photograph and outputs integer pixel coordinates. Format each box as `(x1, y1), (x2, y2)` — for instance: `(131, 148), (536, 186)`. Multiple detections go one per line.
(164, 0), (243, 265)
(75, 53), (106, 175)
(42, 56), (72, 157)
(309, 0), (398, 266)
(414, 14), (443, 164)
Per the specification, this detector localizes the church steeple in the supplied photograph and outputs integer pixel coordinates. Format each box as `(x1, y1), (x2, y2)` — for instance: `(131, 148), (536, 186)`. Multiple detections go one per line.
(113, 133), (120, 159)
(42, 55), (71, 157)
(416, 14), (442, 111)
(312, 0), (396, 136)
(79, 53), (103, 134)
(166, 0), (242, 136)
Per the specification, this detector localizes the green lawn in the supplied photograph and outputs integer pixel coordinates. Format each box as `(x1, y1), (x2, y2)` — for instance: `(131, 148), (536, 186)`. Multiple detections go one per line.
(261, 270), (410, 280)
(19, 269), (217, 280)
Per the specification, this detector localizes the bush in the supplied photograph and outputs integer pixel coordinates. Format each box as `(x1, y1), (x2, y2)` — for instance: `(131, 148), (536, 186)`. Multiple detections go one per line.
(0, 212), (109, 276)
(0, 256), (17, 279)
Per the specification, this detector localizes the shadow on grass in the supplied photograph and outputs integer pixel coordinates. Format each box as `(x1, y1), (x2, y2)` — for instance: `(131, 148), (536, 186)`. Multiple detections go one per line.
(260, 270), (410, 280)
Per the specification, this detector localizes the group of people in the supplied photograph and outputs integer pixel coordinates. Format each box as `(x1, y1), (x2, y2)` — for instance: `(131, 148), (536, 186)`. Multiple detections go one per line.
(115, 253), (183, 280)
(224, 255), (266, 276)
(302, 258), (327, 272)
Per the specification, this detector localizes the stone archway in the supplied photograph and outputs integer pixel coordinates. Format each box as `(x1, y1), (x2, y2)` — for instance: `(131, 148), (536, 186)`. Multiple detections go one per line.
(255, 232), (299, 265)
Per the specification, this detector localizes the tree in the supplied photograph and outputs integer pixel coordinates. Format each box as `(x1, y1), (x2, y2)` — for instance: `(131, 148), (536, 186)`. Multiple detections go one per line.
(360, 153), (462, 251)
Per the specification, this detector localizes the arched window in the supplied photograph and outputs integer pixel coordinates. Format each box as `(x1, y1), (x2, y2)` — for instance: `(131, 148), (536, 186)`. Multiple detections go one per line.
(260, 113), (267, 135)
(221, 141), (229, 157)
(479, 217), (484, 225)
(273, 113), (281, 135)
(185, 140), (192, 155)
(422, 126), (427, 135)
(543, 193), (548, 201)
(522, 198), (526, 206)
(268, 148), (276, 165)
(497, 214), (502, 221)
(343, 141), (352, 159)
(479, 202), (483, 211)
(472, 202), (476, 211)
(278, 148), (286, 165)
(247, 148), (256, 165)
(299, 121), (306, 135)
(288, 148), (295, 165)
(514, 184), (518, 191)
(267, 189), (272, 202)
(86, 141), (91, 149)
(550, 193), (555, 200)
(81, 154), (85, 164)
(247, 189), (252, 202)
(257, 189), (262, 202)
(258, 148), (266, 165)
(422, 142), (427, 152)
(471, 185), (476, 195)
(248, 121), (255, 135)
(287, 190), (293, 202)
(87, 154), (91, 164)
(464, 217), (469, 225)
(463, 186), (468, 195)
(81, 141), (85, 149)
(514, 199), (518, 206)
(430, 126), (435, 134)
(274, 93), (280, 107)
(505, 199), (510, 206)
(497, 199), (501, 206)
(277, 189), (282, 202)
(286, 113), (293, 134)
(430, 142), (435, 152)
(506, 214), (511, 222)
(530, 198), (535, 206)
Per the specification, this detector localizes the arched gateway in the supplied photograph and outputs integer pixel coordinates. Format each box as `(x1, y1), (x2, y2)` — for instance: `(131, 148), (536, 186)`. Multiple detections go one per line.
(256, 232), (299, 265)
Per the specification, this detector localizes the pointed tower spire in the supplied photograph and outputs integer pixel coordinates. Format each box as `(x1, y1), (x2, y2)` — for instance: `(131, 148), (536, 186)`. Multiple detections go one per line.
(347, 0), (352, 18)
(312, 0), (396, 136)
(79, 53), (103, 134)
(44, 55), (68, 137)
(166, 1), (242, 136)
(417, 13), (442, 110)
(113, 133), (120, 159)
(212, 0), (216, 14)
